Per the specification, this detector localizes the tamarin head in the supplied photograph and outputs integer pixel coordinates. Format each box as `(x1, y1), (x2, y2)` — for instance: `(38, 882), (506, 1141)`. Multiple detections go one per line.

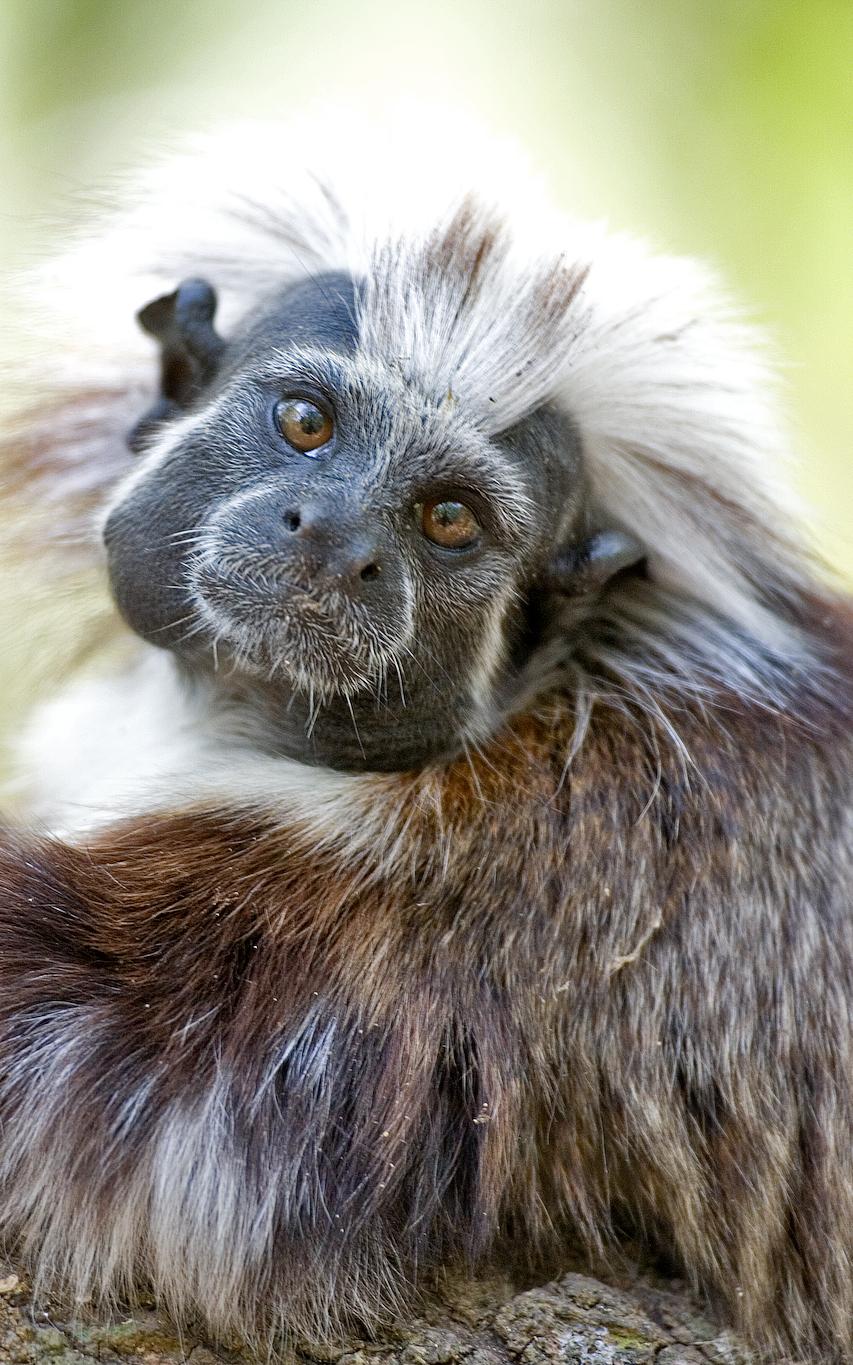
(7, 118), (818, 778)
(104, 263), (642, 771)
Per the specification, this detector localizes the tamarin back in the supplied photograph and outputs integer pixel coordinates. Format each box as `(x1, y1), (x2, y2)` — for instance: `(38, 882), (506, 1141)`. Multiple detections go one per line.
(0, 621), (850, 1358)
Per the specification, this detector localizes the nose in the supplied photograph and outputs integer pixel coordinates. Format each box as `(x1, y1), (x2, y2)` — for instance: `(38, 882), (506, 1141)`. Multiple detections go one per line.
(280, 501), (383, 587)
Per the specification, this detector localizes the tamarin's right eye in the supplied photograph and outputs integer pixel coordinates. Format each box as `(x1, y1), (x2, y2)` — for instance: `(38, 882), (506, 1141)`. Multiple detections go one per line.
(275, 398), (334, 453)
(419, 498), (481, 550)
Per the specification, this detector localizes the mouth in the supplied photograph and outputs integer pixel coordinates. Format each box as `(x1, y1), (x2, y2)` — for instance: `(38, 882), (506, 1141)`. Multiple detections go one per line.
(187, 553), (410, 699)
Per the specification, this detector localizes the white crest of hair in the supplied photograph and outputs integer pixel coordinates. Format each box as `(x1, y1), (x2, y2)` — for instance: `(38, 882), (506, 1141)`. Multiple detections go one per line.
(3, 102), (824, 819)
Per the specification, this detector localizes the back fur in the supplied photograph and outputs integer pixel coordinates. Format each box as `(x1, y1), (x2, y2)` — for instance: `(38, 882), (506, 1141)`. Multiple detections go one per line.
(0, 666), (851, 1359)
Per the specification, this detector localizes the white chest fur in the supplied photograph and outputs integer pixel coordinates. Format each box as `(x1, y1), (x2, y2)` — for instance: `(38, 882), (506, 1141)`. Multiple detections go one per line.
(11, 649), (402, 855)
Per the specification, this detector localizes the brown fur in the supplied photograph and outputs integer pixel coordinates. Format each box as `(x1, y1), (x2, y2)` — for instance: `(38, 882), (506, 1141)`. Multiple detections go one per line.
(0, 605), (850, 1359)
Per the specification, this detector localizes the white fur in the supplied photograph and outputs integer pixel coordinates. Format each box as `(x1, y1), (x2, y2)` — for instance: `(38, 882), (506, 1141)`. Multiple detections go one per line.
(14, 649), (403, 851)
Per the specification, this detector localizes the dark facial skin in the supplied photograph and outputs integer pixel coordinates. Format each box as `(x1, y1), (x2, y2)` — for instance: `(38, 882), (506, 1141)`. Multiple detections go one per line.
(105, 273), (642, 771)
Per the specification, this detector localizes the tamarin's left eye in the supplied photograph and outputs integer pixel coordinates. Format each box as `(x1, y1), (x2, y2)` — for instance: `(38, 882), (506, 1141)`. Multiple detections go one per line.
(419, 499), (481, 550)
(275, 398), (334, 452)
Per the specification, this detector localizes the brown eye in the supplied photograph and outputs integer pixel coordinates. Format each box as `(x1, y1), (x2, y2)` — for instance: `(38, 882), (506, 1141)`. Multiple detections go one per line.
(420, 499), (481, 550)
(275, 398), (333, 452)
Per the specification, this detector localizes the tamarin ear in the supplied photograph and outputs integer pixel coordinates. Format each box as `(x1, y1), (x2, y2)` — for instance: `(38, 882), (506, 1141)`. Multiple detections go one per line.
(544, 529), (646, 598)
(128, 278), (226, 452)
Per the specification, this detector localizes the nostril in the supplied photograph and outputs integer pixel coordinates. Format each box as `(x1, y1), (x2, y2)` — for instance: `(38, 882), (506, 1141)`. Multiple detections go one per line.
(360, 562), (381, 582)
(283, 510), (301, 533)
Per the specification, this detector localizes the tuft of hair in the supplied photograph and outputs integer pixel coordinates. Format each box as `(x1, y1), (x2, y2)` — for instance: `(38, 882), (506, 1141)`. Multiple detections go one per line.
(0, 107), (831, 728)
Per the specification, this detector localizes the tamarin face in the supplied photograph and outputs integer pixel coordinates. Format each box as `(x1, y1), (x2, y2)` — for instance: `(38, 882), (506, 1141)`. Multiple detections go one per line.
(104, 272), (640, 771)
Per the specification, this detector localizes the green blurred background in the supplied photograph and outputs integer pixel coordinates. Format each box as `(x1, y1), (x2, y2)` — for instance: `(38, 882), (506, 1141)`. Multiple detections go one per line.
(0, 0), (851, 746)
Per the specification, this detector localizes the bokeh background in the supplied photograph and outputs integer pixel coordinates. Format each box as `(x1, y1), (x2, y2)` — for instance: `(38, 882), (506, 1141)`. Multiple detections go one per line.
(0, 0), (851, 752)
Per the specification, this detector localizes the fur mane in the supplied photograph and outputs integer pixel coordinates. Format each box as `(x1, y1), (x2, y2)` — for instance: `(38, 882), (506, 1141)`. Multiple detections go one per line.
(0, 112), (826, 730)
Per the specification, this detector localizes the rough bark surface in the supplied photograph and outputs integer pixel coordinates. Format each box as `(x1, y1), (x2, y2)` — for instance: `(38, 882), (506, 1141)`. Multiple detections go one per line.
(0, 1259), (752, 1365)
